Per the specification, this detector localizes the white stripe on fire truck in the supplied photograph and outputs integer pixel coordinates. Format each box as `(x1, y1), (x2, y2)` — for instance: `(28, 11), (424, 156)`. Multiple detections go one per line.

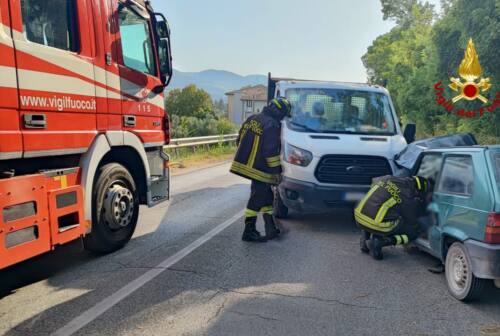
(0, 66), (17, 88)
(7, 27), (165, 109)
(0, 24), (13, 46)
(18, 68), (99, 97)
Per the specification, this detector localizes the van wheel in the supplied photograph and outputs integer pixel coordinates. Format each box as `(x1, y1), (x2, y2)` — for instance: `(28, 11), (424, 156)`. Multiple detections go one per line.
(274, 189), (288, 219)
(84, 163), (139, 253)
(445, 242), (486, 301)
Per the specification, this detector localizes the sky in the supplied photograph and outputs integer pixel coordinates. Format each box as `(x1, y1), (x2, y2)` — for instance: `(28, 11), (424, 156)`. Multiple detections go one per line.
(151, 0), (441, 82)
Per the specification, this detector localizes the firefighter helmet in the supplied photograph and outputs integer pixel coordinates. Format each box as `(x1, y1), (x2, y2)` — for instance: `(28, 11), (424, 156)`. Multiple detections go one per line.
(270, 97), (292, 118)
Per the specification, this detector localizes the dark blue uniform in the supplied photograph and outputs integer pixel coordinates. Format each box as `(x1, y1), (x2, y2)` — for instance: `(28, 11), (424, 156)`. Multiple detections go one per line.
(354, 175), (430, 259)
(230, 98), (291, 242)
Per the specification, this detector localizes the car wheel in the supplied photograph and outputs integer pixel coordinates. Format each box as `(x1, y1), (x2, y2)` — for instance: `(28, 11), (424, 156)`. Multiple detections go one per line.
(84, 163), (139, 253)
(445, 242), (486, 301)
(274, 188), (289, 219)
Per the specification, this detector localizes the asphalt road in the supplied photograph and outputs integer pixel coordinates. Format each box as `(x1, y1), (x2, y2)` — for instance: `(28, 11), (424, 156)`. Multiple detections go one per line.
(1, 162), (499, 336)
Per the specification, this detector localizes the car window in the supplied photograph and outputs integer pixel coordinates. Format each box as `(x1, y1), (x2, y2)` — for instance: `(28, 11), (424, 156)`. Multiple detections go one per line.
(20, 0), (79, 52)
(119, 7), (157, 75)
(437, 156), (474, 196)
(493, 153), (500, 193)
(416, 154), (443, 187)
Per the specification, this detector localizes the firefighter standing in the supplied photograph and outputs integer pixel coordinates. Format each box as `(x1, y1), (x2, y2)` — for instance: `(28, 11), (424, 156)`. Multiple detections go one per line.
(230, 97), (292, 242)
(354, 175), (431, 260)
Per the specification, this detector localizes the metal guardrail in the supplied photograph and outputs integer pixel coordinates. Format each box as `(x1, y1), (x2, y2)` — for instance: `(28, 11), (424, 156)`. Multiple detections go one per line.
(165, 134), (238, 150)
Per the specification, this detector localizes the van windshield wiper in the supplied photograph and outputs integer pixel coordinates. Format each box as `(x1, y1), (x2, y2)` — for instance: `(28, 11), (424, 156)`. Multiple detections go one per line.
(289, 121), (319, 133)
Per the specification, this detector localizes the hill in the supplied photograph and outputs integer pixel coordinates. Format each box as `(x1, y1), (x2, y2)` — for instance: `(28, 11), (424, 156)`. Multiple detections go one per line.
(168, 69), (267, 101)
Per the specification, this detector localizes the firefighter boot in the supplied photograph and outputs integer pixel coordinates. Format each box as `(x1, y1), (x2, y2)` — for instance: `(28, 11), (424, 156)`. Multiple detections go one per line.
(242, 217), (267, 243)
(367, 236), (393, 260)
(360, 230), (371, 254)
(263, 214), (280, 240)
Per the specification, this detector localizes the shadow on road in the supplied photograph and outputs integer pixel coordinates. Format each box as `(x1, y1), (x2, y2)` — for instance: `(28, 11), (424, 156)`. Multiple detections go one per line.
(0, 183), (242, 298)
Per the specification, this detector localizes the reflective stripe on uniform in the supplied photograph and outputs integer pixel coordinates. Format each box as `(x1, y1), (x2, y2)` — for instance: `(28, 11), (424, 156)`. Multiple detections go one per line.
(354, 211), (399, 233)
(247, 135), (260, 168)
(260, 206), (274, 214)
(245, 208), (258, 217)
(354, 185), (380, 215)
(395, 235), (402, 245)
(245, 207), (273, 217)
(402, 235), (409, 244)
(374, 197), (398, 223)
(266, 155), (281, 168)
(230, 161), (279, 184)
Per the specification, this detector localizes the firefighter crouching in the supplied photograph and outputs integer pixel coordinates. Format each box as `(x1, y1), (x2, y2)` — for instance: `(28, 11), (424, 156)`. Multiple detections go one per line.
(230, 97), (291, 242)
(354, 175), (432, 260)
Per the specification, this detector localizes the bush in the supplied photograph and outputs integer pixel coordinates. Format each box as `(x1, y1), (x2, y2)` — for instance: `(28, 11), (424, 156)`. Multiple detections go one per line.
(169, 115), (236, 139)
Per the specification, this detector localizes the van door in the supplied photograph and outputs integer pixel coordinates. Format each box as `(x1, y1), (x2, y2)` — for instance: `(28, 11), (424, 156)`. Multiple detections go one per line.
(9, 0), (97, 158)
(0, 0), (21, 160)
(115, 1), (164, 147)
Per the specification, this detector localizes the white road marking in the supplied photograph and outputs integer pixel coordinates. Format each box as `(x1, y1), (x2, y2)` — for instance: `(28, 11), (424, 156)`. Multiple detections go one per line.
(52, 211), (244, 336)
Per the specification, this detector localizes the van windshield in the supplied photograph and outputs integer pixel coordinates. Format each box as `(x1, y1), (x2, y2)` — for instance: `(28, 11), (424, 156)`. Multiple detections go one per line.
(285, 88), (396, 135)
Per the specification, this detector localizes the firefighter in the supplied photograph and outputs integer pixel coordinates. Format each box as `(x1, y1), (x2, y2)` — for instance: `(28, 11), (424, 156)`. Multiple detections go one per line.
(230, 97), (292, 242)
(354, 175), (431, 260)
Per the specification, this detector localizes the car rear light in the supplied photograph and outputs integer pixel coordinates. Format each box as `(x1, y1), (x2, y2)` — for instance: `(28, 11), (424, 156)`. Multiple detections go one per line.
(485, 213), (500, 244)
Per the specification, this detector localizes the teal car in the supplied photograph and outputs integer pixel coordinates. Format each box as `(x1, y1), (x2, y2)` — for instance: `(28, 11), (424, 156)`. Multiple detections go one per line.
(410, 146), (500, 301)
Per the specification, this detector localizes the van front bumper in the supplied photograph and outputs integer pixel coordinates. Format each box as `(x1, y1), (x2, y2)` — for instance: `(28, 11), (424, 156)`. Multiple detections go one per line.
(465, 240), (500, 279)
(278, 176), (369, 213)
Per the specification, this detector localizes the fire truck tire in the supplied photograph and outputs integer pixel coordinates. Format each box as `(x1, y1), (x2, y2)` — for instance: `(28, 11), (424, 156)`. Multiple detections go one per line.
(84, 163), (139, 253)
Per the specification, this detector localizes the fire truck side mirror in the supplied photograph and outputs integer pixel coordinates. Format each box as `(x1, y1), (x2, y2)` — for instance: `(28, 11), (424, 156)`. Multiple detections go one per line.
(154, 13), (172, 86)
(155, 16), (170, 39)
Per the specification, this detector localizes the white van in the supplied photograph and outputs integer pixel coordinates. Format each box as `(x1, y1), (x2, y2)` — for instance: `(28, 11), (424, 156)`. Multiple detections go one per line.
(268, 75), (416, 217)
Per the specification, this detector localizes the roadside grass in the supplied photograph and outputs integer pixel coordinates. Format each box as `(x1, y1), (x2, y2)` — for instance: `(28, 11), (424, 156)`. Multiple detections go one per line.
(166, 143), (236, 171)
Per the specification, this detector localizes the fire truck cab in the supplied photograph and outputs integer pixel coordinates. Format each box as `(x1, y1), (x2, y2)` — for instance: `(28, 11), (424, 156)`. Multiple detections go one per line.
(0, 0), (173, 268)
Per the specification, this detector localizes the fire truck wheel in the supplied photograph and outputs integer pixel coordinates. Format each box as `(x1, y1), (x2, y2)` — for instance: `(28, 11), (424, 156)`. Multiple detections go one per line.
(84, 163), (139, 253)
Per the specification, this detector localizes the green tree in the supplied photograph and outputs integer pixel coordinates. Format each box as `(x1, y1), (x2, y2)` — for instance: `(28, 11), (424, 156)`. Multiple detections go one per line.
(363, 0), (499, 143)
(380, 0), (435, 26)
(213, 98), (227, 117)
(166, 85), (236, 138)
(165, 84), (215, 119)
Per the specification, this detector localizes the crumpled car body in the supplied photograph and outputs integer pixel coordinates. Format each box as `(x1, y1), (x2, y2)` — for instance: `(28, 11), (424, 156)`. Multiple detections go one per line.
(409, 143), (500, 300)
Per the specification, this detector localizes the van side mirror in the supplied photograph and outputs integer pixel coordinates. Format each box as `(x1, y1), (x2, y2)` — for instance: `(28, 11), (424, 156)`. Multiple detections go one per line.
(403, 123), (416, 144)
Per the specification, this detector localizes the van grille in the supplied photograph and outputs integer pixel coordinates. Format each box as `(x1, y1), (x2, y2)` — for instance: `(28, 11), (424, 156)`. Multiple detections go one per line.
(315, 155), (392, 185)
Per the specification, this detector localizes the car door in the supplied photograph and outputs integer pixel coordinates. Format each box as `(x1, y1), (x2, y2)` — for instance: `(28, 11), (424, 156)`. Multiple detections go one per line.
(413, 152), (444, 255)
(0, 0), (22, 159)
(114, 1), (164, 147)
(432, 154), (491, 245)
(10, 0), (97, 157)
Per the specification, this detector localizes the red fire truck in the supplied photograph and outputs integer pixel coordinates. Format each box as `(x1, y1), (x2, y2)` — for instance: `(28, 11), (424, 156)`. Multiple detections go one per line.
(0, 0), (173, 268)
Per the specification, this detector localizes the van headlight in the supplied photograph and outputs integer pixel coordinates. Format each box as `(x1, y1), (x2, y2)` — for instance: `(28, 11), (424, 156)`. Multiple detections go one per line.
(284, 143), (313, 167)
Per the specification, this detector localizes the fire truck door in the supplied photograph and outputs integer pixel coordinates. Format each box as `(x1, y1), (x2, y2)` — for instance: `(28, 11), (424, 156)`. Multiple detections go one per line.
(0, 0), (21, 160)
(9, 0), (98, 158)
(115, 2), (164, 147)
